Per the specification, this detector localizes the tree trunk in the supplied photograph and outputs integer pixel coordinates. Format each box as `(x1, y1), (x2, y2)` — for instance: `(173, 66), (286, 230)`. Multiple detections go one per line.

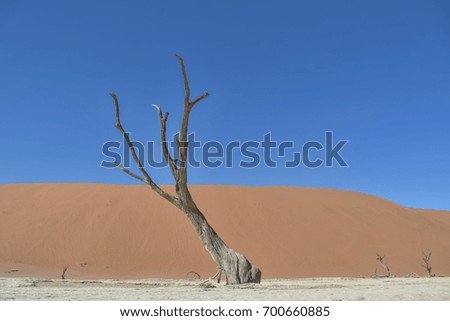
(179, 188), (261, 284)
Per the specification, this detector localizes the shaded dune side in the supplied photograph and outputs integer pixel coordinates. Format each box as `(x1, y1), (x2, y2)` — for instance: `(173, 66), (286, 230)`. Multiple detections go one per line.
(0, 184), (449, 279)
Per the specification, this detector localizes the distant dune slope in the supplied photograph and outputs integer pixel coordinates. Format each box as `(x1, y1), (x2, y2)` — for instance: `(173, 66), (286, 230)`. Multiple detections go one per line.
(0, 184), (449, 279)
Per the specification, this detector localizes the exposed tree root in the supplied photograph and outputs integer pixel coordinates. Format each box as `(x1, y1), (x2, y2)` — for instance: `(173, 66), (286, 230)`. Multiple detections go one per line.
(187, 271), (201, 279)
(198, 267), (224, 287)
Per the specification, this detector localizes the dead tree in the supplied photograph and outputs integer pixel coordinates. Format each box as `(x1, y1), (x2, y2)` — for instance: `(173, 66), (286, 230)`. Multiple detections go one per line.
(61, 266), (69, 280)
(109, 55), (261, 284)
(376, 254), (393, 278)
(422, 251), (436, 277)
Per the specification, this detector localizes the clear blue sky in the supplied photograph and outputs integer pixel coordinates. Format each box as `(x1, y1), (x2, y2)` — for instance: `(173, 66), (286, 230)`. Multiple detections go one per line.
(1, 0), (449, 210)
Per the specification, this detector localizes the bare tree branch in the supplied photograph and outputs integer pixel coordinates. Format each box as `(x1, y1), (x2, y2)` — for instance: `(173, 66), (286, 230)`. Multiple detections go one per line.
(152, 104), (179, 182)
(110, 92), (180, 207)
(190, 92), (210, 108)
(175, 54), (191, 105)
(175, 54), (210, 110)
(176, 54), (193, 176)
(114, 162), (148, 184)
(174, 54), (210, 185)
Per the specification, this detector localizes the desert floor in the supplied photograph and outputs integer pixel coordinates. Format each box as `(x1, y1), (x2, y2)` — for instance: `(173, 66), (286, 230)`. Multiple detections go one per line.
(1, 277), (449, 301)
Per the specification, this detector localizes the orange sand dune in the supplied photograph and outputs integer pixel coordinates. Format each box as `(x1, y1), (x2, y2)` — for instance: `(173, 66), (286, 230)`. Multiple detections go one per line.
(0, 184), (449, 279)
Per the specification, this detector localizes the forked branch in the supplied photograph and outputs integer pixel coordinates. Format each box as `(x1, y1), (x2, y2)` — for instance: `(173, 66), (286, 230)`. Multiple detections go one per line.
(109, 55), (209, 203)
(175, 54), (210, 111)
(110, 93), (180, 207)
(175, 54), (210, 181)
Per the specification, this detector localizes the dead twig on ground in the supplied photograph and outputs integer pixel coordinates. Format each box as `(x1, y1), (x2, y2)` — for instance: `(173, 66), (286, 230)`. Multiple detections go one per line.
(187, 271), (201, 279)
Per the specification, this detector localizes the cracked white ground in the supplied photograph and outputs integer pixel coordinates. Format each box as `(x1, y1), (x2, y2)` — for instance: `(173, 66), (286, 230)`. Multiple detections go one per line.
(1, 277), (449, 301)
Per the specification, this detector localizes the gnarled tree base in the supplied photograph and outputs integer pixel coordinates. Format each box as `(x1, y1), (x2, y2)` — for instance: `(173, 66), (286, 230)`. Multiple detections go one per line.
(221, 249), (261, 284)
(183, 203), (261, 284)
